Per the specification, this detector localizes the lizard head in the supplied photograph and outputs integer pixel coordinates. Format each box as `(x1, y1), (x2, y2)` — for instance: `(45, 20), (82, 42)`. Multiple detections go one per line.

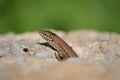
(39, 30), (56, 43)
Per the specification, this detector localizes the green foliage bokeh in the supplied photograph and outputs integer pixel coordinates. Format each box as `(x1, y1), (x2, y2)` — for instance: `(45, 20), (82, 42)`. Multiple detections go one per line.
(0, 0), (120, 33)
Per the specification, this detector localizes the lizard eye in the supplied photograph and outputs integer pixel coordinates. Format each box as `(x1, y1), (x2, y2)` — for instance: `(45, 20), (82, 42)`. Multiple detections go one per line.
(44, 33), (47, 36)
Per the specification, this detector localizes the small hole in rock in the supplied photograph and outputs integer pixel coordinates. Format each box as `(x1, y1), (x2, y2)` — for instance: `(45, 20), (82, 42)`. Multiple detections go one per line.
(23, 48), (29, 52)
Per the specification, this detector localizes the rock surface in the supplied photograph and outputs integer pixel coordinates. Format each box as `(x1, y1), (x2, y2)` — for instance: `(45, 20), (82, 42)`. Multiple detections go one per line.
(0, 30), (120, 80)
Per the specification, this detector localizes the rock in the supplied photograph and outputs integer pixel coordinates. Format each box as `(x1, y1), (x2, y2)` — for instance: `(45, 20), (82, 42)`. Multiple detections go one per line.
(0, 30), (120, 80)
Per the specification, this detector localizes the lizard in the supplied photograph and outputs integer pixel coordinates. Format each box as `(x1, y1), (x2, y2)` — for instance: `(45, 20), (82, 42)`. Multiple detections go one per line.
(39, 30), (78, 61)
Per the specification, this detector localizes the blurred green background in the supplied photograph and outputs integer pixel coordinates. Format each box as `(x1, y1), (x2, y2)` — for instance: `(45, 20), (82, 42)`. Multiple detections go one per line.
(0, 0), (120, 34)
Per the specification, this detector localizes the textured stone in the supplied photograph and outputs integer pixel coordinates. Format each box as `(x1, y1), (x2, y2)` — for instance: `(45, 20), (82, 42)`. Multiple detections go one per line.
(0, 30), (120, 80)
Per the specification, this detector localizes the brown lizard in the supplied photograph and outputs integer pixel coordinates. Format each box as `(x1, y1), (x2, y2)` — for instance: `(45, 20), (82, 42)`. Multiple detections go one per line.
(39, 30), (78, 61)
